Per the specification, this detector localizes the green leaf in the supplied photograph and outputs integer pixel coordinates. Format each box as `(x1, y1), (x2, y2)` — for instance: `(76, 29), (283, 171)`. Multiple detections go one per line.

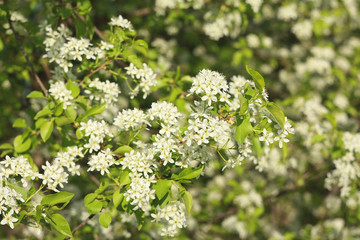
(135, 211), (145, 230)
(251, 137), (262, 158)
(74, 18), (87, 38)
(76, 128), (84, 139)
(113, 190), (124, 208)
(66, 80), (80, 98)
(83, 104), (106, 119)
(246, 65), (265, 91)
(47, 214), (72, 237)
(171, 166), (204, 180)
(60, 7), (72, 19)
(77, 0), (92, 15)
(183, 191), (193, 215)
(235, 113), (253, 145)
(41, 192), (74, 209)
(34, 107), (52, 119)
(113, 145), (133, 155)
(40, 120), (54, 142)
(265, 102), (285, 129)
(13, 210), (27, 227)
(55, 116), (73, 126)
(54, 103), (64, 117)
(118, 170), (131, 186)
(27, 91), (44, 98)
(95, 181), (109, 194)
(35, 118), (47, 129)
(35, 205), (42, 222)
(13, 118), (27, 128)
(10, 184), (27, 200)
(0, 143), (13, 150)
(65, 106), (77, 121)
(153, 179), (172, 200)
(99, 212), (112, 228)
(84, 193), (98, 205)
(86, 199), (103, 214)
(14, 135), (31, 153)
(85, 15), (94, 39)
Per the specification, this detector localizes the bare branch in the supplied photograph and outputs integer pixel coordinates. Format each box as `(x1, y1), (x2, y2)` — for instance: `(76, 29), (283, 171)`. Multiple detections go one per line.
(64, 214), (96, 240)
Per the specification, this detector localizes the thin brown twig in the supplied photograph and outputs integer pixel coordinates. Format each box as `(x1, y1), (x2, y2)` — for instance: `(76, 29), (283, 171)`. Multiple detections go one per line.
(132, 8), (151, 16)
(64, 214), (95, 240)
(4, 1), (48, 96)
(74, 12), (106, 41)
(41, 59), (52, 80)
(87, 172), (100, 186)
(79, 61), (108, 86)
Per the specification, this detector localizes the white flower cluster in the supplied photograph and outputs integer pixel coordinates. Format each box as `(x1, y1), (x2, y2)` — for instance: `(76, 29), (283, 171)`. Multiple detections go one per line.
(153, 135), (179, 166)
(123, 173), (156, 212)
(203, 12), (242, 40)
(325, 132), (360, 197)
(228, 75), (255, 110)
(80, 120), (113, 153)
(147, 101), (182, 125)
(87, 78), (121, 106)
(292, 20), (313, 41)
(113, 108), (149, 131)
(120, 150), (156, 177)
(88, 148), (117, 175)
(40, 161), (68, 192)
(184, 110), (232, 147)
(151, 201), (187, 237)
(1, 155), (39, 187)
(277, 3), (298, 21)
(43, 24), (111, 72)
(109, 15), (133, 31)
(53, 146), (83, 176)
(189, 69), (230, 106)
(125, 63), (157, 99)
(246, 0), (263, 13)
(41, 146), (84, 191)
(0, 156), (34, 229)
(259, 117), (293, 148)
(49, 81), (73, 109)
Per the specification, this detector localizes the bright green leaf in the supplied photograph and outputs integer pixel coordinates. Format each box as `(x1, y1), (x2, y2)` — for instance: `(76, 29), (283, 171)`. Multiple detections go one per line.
(86, 199), (103, 214)
(153, 179), (172, 200)
(27, 91), (44, 98)
(118, 170), (131, 186)
(65, 106), (77, 121)
(113, 190), (124, 208)
(13, 118), (27, 128)
(0, 143), (13, 150)
(14, 135), (31, 153)
(113, 145), (133, 155)
(183, 191), (193, 215)
(47, 214), (72, 237)
(66, 80), (80, 98)
(235, 113), (253, 145)
(265, 102), (285, 129)
(99, 212), (112, 228)
(246, 65), (265, 91)
(171, 166), (204, 180)
(40, 120), (54, 142)
(10, 184), (27, 200)
(83, 104), (106, 119)
(34, 107), (52, 119)
(54, 103), (64, 117)
(41, 192), (74, 208)
(55, 116), (73, 126)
